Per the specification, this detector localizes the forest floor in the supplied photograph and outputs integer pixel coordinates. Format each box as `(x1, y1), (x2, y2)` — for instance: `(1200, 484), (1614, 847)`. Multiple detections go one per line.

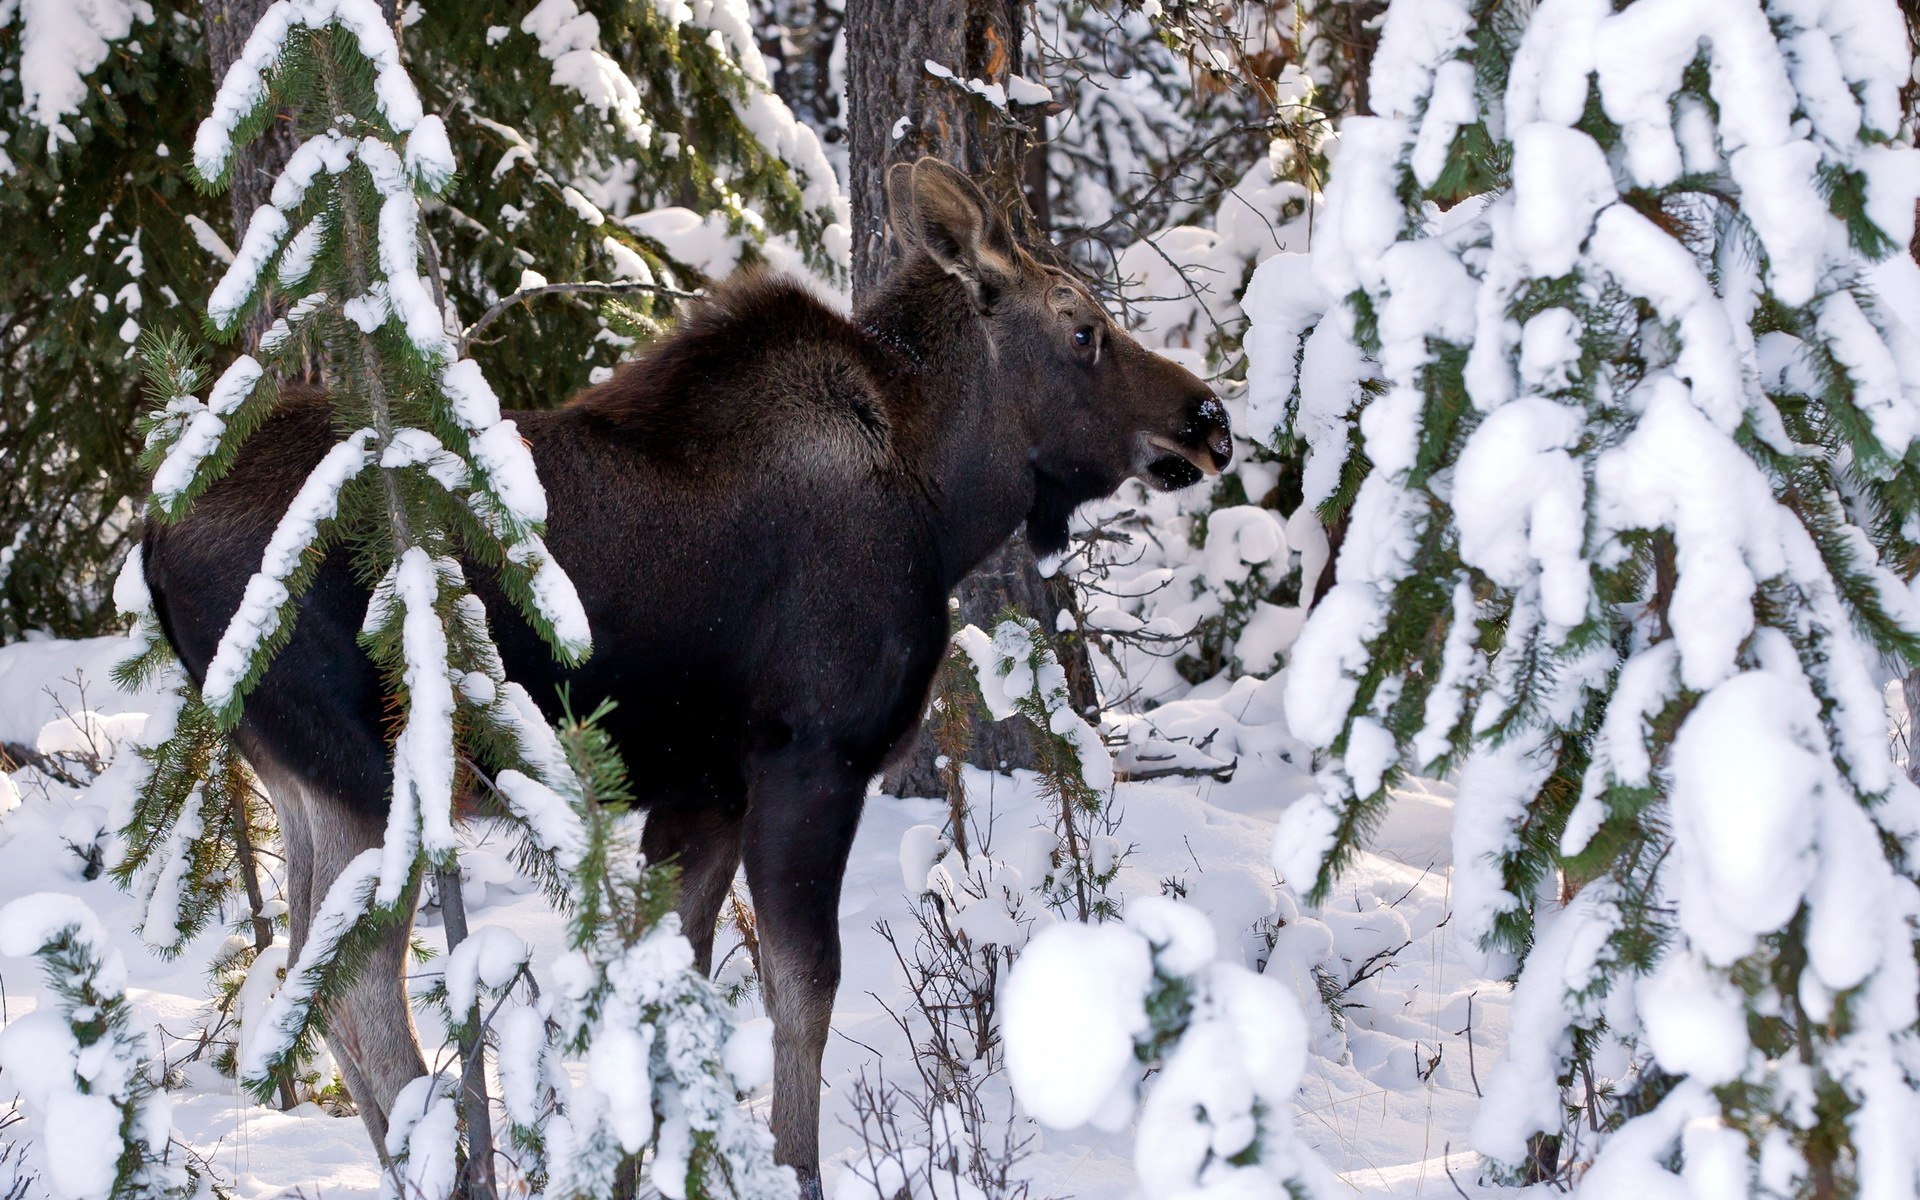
(0, 634), (1509, 1199)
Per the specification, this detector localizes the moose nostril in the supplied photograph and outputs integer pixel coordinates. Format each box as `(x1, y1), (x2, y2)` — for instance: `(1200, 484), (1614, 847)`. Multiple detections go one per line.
(1208, 427), (1233, 463)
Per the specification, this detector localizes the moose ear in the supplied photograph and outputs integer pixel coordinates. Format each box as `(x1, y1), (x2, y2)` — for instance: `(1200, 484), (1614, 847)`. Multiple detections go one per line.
(887, 158), (1018, 306)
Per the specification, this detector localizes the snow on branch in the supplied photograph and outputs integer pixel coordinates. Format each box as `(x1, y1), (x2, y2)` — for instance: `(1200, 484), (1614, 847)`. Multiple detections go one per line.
(367, 547), (460, 903)
(1254, 0), (1920, 1187)
(147, 354), (268, 515)
(198, 428), (377, 718)
(0, 894), (197, 1200)
(1002, 898), (1337, 1199)
(7, 0), (144, 151)
(193, 0), (422, 184)
(238, 848), (385, 1096)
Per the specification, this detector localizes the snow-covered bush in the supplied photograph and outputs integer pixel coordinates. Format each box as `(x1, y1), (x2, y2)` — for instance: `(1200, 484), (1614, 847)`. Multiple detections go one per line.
(1264, 0), (1920, 1189)
(834, 1076), (1031, 1200)
(956, 617), (1121, 920)
(488, 705), (792, 1200)
(0, 894), (197, 1200)
(1045, 142), (1333, 730)
(1002, 897), (1336, 1200)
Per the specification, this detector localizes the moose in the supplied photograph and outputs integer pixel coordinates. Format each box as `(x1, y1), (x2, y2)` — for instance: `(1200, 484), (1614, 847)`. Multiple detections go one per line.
(144, 158), (1231, 1192)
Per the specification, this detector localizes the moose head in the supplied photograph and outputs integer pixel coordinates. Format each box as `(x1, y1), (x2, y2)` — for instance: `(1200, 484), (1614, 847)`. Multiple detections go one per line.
(882, 158), (1234, 554)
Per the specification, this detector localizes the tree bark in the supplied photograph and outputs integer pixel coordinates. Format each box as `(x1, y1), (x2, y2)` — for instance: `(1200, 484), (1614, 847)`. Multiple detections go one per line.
(846, 0), (1096, 797)
(1904, 671), (1920, 787)
(200, 0), (306, 355)
(198, 0), (394, 359)
(845, 0), (1032, 296)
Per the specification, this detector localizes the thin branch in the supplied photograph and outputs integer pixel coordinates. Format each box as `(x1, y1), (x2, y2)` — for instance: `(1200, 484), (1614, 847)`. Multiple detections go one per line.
(458, 281), (700, 355)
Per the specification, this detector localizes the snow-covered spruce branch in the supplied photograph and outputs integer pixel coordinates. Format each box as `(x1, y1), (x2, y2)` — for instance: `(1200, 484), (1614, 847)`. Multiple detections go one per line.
(110, 524), (295, 1107)
(174, 0), (592, 702)
(1002, 897), (1337, 1200)
(1257, 0), (1920, 1189)
(0, 895), (198, 1200)
(137, 5), (624, 1191)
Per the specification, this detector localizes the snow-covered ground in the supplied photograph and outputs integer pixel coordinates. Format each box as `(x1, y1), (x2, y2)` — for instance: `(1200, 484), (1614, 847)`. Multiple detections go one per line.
(0, 635), (1508, 1199)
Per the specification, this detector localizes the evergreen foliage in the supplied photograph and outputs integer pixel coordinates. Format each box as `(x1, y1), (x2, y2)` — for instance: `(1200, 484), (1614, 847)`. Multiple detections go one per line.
(0, 895), (200, 1200)
(1264, 0), (1920, 1189)
(110, 498), (280, 963)
(0, 2), (221, 639)
(101, 7), (812, 1190)
(486, 700), (793, 1200)
(0, 0), (844, 642)
(134, 5), (606, 1144)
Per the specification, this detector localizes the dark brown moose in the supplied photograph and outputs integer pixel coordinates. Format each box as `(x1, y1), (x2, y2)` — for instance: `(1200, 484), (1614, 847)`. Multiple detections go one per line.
(143, 158), (1232, 1193)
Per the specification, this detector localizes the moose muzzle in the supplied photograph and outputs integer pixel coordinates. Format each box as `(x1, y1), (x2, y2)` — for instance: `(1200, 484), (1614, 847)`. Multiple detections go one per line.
(1139, 391), (1233, 491)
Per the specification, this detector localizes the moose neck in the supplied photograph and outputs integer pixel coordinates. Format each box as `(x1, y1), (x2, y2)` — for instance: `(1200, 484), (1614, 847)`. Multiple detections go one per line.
(858, 259), (1039, 592)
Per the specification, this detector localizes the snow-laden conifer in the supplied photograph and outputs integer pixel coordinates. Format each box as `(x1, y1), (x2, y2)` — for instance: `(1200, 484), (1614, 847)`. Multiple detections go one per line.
(1001, 896), (1336, 1200)
(487, 702), (793, 1200)
(127, 6), (603, 1187)
(1255, 0), (1920, 1189)
(0, 894), (199, 1200)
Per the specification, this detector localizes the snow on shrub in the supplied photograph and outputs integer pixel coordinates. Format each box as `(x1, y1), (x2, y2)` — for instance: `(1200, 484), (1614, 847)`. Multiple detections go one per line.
(955, 616), (1122, 920)
(488, 706), (792, 1200)
(1002, 898), (1336, 1200)
(0, 894), (196, 1200)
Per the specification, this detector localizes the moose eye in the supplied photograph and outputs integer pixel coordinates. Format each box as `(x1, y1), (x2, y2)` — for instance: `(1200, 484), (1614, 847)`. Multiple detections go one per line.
(1073, 326), (1094, 348)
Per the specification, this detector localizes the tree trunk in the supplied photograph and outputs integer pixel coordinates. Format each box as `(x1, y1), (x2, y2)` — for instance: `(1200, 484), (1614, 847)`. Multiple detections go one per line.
(846, 0), (1096, 797)
(1904, 671), (1920, 786)
(845, 0), (1030, 296)
(198, 0), (393, 359)
(200, 0), (306, 355)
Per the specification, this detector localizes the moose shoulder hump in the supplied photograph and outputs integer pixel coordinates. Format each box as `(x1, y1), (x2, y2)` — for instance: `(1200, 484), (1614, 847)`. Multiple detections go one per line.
(565, 270), (902, 473)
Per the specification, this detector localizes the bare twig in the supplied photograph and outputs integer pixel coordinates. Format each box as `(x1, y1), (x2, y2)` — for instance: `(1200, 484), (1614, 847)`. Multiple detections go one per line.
(1460, 990), (1483, 1098)
(458, 280), (699, 354)
(1443, 1142), (1472, 1200)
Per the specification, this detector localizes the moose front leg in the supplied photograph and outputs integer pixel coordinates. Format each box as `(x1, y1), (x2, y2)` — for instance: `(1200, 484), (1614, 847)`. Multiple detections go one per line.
(640, 800), (746, 974)
(740, 743), (867, 1200)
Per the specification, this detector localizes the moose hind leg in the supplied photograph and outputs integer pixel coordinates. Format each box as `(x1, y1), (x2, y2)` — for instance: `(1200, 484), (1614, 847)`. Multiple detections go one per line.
(740, 744), (866, 1198)
(263, 767), (427, 1156)
(640, 801), (745, 974)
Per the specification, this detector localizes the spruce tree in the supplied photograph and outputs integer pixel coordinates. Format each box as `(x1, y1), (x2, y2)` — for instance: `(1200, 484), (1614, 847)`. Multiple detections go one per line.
(108, 2), (816, 1193)
(0, 2), (224, 639)
(145, 12), (598, 1191)
(1261, 0), (1920, 1190)
(0, 0), (845, 641)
